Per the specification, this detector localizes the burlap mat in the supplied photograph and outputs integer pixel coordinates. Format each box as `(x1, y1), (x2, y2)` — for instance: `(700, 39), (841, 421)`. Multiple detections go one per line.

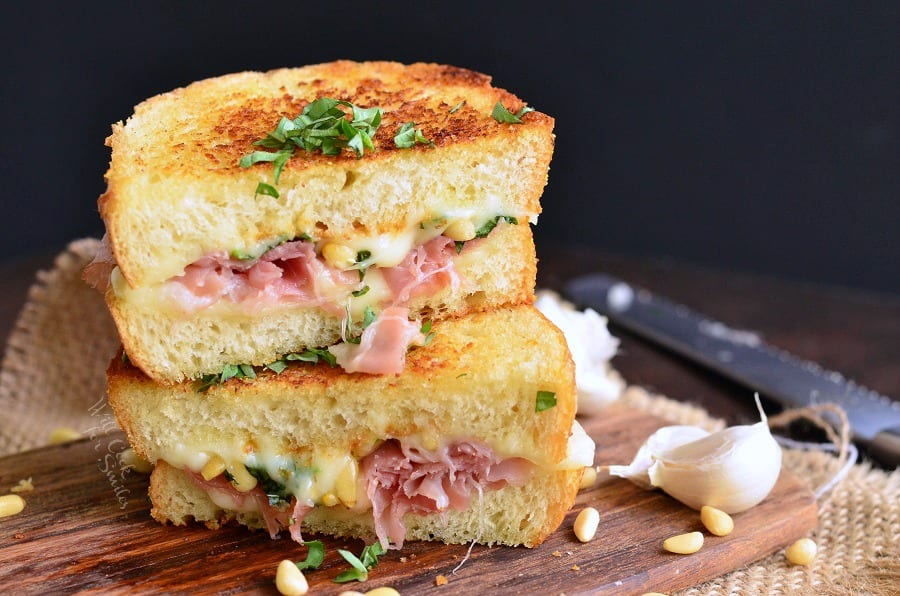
(1, 239), (897, 595)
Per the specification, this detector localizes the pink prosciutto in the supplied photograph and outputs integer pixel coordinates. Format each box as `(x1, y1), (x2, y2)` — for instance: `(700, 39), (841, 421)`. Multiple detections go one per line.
(328, 306), (425, 374)
(380, 236), (460, 305)
(362, 440), (534, 549)
(185, 469), (311, 542)
(164, 240), (359, 315)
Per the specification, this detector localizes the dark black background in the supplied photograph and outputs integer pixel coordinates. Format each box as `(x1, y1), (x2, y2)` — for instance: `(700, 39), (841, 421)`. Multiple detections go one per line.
(2, 2), (897, 292)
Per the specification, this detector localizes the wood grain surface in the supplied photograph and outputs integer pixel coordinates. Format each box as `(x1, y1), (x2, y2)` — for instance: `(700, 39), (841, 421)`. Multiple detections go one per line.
(0, 404), (816, 595)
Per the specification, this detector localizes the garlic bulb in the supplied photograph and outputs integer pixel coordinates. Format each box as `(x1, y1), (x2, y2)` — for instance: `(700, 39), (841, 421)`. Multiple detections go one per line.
(607, 395), (782, 513)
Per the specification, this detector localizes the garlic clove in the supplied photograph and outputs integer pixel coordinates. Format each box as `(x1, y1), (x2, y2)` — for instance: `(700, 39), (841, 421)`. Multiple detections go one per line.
(608, 395), (782, 513)
(607, 425), (710, 489)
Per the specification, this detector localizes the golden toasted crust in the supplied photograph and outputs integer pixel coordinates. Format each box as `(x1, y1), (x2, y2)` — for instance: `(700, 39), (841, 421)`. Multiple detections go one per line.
(108, 305), (576, 468)
(100, 61), (555, 288)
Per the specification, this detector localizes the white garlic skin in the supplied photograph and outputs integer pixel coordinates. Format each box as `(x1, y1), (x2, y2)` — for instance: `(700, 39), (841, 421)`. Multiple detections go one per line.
(607, 395), (783, 514)
(648, 419), (782, 513)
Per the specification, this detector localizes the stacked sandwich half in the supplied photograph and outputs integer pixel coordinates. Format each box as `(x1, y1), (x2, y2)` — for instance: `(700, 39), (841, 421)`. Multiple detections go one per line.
(90, 61), (594, 550)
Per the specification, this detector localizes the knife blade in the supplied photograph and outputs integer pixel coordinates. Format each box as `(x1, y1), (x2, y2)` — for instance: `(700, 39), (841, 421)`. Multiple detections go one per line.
(563, 273), (900, 468)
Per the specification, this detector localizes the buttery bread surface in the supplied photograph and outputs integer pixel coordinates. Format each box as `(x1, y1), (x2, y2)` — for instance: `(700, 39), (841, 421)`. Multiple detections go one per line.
(101, 60), (555, 288)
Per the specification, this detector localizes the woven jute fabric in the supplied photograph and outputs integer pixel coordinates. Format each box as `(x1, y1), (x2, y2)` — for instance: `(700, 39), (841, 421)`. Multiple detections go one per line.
(1, 239), (897, 594)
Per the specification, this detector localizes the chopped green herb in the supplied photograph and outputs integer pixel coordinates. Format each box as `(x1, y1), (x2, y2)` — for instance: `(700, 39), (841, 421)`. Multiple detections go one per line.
(491, 101), (535, 124)
(456, 372), (468, 378)
(351, 285), (370, 297)
(394, 122), (434, 149)
(449, 100), (465, 114)
(240, 97), (383, 199)
(455, 240), (465, 254)
(246, 465), (292, 506)
(420, 320), (435, 346)
(535, 390), (557, 412)
(362, 306), (377, 329)
(334, 542), (386, 583)
(196, 361), (261, 392)
(296, 540), (325, 571)
(254, 182), (279, 199)
(356, 250), (372, 263)
(229, 235), (294, 261)
(475, 215), (518, 239)
(283, 348), (338, 367)
(265, 360), (288, 374)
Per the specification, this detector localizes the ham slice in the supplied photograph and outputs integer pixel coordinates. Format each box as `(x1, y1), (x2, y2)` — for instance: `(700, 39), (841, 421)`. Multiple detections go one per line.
(185, 469), (309, 541)
(83, 234), (116, 290)
(362, 440), (534, 549)
(165, 241), (358, 315)
(328, 306), (425, 375)
(380, 236), (460, 305)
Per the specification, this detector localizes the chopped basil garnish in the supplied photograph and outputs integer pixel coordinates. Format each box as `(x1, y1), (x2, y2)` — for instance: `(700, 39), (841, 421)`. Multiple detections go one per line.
(491, 101), (535, 124)
(394, 122), (434, 149)
(475, 215), (518, 238)
(455, 240), (465, 254)
(196, 363), (258, 392)
(283, 348), (337, 367)
(296, 540), (325, 571)
(535, 390), (557, 412)
(351, 285), (370, 297)
(240, 97), (383, 198)
(420, 320), (435, 346)
(449, 100), (465, 114)
(334, 542), (386, 583)
(254, 182), (279, 199)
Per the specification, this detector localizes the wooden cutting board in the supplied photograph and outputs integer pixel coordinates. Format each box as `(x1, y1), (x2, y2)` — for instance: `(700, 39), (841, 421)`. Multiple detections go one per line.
(0, 404), (816, 594)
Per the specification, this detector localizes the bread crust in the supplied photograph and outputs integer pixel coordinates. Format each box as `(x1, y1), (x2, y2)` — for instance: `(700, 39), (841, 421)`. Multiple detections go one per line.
(108, 306), (576, 469)
(100, 61), (555, 288)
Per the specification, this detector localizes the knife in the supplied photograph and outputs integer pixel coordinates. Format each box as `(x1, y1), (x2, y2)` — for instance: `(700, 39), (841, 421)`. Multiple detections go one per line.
(563, 273), (900, 468)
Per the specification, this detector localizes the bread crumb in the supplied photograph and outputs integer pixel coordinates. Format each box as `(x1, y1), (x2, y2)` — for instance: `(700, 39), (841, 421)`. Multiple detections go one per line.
(551, 550), (562, 557)
(435, 574), (448, 586)
(10, 478), (34, 493)
(571, 564), (580, 571)
(399, 557), (408, 563)
(14, 533), (25, 539)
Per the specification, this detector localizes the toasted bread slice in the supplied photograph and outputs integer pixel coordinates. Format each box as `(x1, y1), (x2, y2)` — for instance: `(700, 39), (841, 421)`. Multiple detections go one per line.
(100, 61), (555, 289)
(108, 306), (590, 548)
(107, 219), (536, 384)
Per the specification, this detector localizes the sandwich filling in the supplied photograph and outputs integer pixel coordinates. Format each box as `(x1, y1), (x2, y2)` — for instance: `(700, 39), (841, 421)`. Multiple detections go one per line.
(155, 422), (593, 549)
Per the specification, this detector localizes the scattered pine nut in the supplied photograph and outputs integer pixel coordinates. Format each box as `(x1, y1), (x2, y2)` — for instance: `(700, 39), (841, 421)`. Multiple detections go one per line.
(573, 507), (600, 542)
(0, 494), (26, 518)
(365, 588), (400, 596)
(579, 466), (598, 489)
(663, 531), (704, 554)
(571, 564), (580, 571)
(551, 550), (562, 557)
(337, 592), (365, 596)
(10, 478), (34, 493)
(435, 574), (448, 586)
(48, 427), (82, 445)
(700, 505), (734, 536)
(275, 560), (308, 596)
(785, 538), (817, 566)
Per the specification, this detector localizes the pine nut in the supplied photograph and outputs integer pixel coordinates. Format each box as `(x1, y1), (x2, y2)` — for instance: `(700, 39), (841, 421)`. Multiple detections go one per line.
(580, 466), (598, 489)
(443, 219), (476, 242)
(365, 589), (400, 596)
(201, 455), (227, 481)
(335, 458), (358, 507)
(322, 242), (357, 269)
(48, 427), (82, 445)
(785, 538), (817, 565)
(120, 448), (154, 474)
(226, 462), (258, 492)
(700, 505), (734, 536)
(663, 531), (704, 554)
(573, 506), (600, 542)
(0, 494), (26, 518)
(275, 559), (309, 595)
(337, 592), (366, 596)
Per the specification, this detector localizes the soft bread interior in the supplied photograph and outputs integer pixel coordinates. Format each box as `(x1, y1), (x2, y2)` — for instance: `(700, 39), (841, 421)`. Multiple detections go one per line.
(108, 305), (576, 469)
(100, 61), (555, 288)
(108, 221), (536, 384)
